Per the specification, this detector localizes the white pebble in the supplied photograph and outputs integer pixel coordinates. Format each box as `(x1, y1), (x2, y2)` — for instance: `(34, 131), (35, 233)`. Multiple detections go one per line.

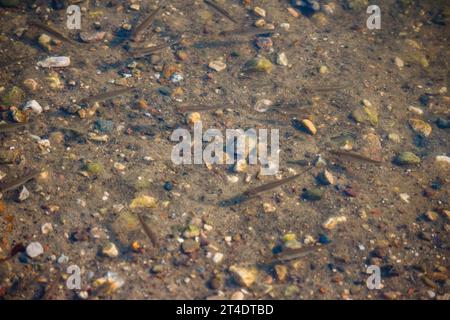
(37, 56), (71, 68)
(26, 242), (44, 258)
(23, 100), (43, 114)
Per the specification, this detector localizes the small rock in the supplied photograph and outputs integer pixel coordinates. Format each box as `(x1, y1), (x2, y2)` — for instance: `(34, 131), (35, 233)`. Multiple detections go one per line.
(407, 106), (423, 115)
(323, 216), (347, 230)
(26, 242), (44, 258)
(409, 118), (432, 137)
(23, 100), (43, 114)
(41, 222), (53, 235)
(85, 161), (105, 176)
(254, 99), (273, 113)
(263, 202), (277, 213)
(229, 265), (258, 287)
(243, 57), (273, 73)
(183, 224), (201, 238)
(435, 155), (450, 165)
(424, 211), (438, 222)
(395, 57), (404, 68)
(208, 60), (227, 72)
(276, 52), (288, 66)
(38, 34), (52, 51)
(130, 195), (157, 209)
(23, 79), (38, 91)
(212, 252), (224, 264)
(18, 186), (30, 202)
(274, 264), (288, 282)
(37, 56), (71, 68)
(299, 119), (317, 135)
(317, 169), (334, 185)
(253, 7), (266, 18)
(102, 242), (119, 258)
(319, 65), (329, 74)
(187, 112), (201, 125)
(394, 152), (421, 166)
(233, 159), (247, 173)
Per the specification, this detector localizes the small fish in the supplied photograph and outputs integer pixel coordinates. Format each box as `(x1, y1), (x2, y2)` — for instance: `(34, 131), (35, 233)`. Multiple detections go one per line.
(0, 169), (41, 193)
(131, 1), (167, 41)
(243, 166), (313, 197)
(137, 213), (159, 247)
(0, 122), (29, 133)
(81, 87), (134, 104)
(203, 0), (237, 24)
(219, 27), (277, 37)
(131, 39), (180, 57)
(28, 20), (77, 45)
(269, 246), (322, 263)
(329, 150), (382, 164)
(176, 104), (226, 113)
(305, 82), (352, 93)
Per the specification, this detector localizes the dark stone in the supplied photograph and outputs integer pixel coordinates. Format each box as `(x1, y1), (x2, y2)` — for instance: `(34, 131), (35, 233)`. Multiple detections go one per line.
(318, 234), (331, 244)
(163, 181), (173, 191)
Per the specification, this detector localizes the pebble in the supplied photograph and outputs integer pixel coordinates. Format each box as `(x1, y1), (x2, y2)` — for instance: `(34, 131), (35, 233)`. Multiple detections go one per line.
(394, 152), (421, 166)
(425, 211), (438, 222)
(23, 100), (43, 114)
(253, 7), (266, 18)
(322, 216), (347, 230)
(395, 57), (404, 68)
(212, 252), (224, 264)
(183, 224), (201, 238)
(409, 118), (432, 137)
(254, 99), (273, 113)
(388, 133), (401, 143)
(243, 57), (273, 73)
(317, 169), (334, 185)
(274, 264), (288, 282)
(26, 242), (44, 258)
(351, 99), (379, 126)
(129, 195), (157, 209)
(287, 7), (300, 18)
(93, 272), (125, 294)
(208, 60), (227, 72)
(435, 155), (450, 165)
(299, 119), (317, 135)
(37, 56), (71, 68)
(102, 242), (119, 258)
(41, 222), (53, 235)
(18, 186), (30, 202)
(263, 202), (277, 213)
(23, 79), (38, 91)
(229, 265), (258, 287)
(319, 65), (329, 74)
(233, 159), (247, 173)
(186, 112), (201, 125)
(407, 106), (423, 115)
(318, 234), (331, 244)
(276, 52), (288, 66)
(38, 34), (52, 51)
